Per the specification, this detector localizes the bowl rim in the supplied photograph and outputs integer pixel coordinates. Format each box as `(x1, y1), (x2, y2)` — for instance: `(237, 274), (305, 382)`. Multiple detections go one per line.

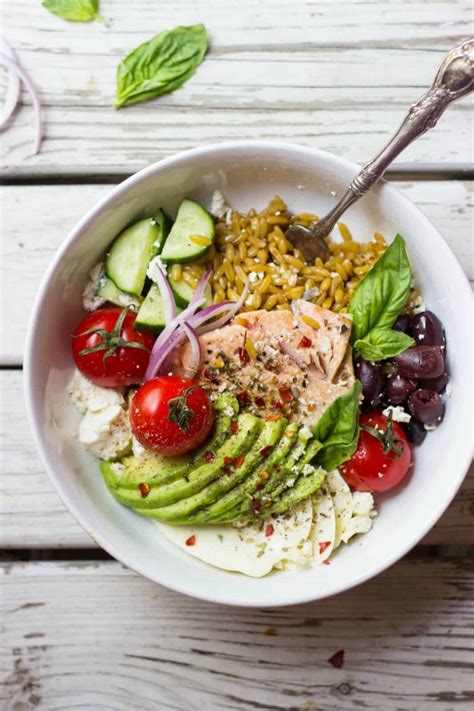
(24, 140), (473, 607)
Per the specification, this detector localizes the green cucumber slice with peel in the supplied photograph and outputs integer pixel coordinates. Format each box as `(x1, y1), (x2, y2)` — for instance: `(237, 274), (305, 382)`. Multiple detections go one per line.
(160, 199), (215, 264)
(168, 273), (213, 309)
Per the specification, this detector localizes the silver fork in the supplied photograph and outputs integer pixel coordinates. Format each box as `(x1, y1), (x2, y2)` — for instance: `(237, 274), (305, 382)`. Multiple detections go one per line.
(286, 38), (474, 263)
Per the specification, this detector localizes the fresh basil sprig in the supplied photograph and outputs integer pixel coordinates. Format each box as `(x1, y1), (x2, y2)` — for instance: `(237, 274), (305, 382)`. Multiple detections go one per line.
(349, 234), (414, 361)
(312, 381), (362, 471)
(115, 24), (208, 109)
(42, 0), (106, 24)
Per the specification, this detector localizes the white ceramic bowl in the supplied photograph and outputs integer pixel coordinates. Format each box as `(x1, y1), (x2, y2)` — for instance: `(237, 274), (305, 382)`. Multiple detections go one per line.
(25, 141), (472, 607)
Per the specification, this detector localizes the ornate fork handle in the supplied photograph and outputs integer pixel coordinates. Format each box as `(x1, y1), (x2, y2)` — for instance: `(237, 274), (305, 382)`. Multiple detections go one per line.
(315, 39), (474, 233)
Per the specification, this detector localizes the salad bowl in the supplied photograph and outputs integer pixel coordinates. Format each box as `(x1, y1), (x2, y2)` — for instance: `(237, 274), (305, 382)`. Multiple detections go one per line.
(25, 141), (472, 607)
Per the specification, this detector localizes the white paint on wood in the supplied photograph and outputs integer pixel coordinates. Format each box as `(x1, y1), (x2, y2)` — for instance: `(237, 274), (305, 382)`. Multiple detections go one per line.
(1, 181), (472, 365)
(1, 557), (473, 709)
(1, 0), (472, 174)
(0, 370), (472, 549)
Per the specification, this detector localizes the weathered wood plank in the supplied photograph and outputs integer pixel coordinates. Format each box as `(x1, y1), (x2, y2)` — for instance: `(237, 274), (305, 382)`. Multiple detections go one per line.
(1, 557), (473, 709)
(1, 0), (472, 175)
(1, 180), (472, 365)
(1, 368), (472, 549)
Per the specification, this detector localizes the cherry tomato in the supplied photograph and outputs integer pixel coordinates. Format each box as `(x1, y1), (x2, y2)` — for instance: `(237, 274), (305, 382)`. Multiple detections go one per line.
(130, 376), (215, 457)
(340, 412), (411, 493)
(72, 307), (155, 387)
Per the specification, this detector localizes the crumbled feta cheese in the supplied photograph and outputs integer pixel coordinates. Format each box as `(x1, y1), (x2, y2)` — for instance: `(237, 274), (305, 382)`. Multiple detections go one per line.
(382, 405), (411, 423)
(248, 271), (258, 283)
(300, 425), (313, 440)
(147, 255), (166, 283)
(210, 189), (231, 218)
(131, 436), (156, 461)
(302, 463), (316, 477)
(117, 292), (140, 310)
(82, 262), (106, 312)
(223, 406), (235, 417)
(412, 302), (427, 315)
(258, 271), (265, 280)
(79, 404), (131, 460)
(68, 370), (125, 413)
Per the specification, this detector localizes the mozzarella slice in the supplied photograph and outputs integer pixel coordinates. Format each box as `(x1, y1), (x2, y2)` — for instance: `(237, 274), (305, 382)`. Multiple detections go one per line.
(325, 470), (353, 548)
(340, 491), (376, 543)
(309, 490), (336, 565)
(156, 498), (314, 578)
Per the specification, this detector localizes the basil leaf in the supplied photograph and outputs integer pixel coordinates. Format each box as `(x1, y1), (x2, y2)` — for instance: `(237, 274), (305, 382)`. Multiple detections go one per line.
(353, 328), (414, 361)
(115, 24), (208, 109)
(312, 381), (362, 471)
(42, 0), (105, 23)
(349, 234), (412, 343)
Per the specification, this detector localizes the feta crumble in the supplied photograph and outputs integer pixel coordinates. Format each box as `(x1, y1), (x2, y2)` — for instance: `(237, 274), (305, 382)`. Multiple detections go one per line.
(382, 405), (411, 423)
(82, 262), (106, 312)
(79, 404), (131, 461)
(68, 370), (125, 413)
(210, 189), (231, 219)
(147, 255), (167, 283)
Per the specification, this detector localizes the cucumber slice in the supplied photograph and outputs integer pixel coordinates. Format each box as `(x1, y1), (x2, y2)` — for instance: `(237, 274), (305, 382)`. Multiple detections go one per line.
(106, 218), (162, 296)
(152, 209), (173, 254)
(135, 284), (181, 333)
(96, 276), (141, 310)
(168, 273), (213, 309)
(160, 199), (215, 264)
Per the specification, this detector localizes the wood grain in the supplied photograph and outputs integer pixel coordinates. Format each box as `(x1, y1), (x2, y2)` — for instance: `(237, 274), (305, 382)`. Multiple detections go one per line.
(1, 180), (472, 365)
(1, 557), (473, 710)
(1, 367), (472, 549)
(1, 0), (472, 176)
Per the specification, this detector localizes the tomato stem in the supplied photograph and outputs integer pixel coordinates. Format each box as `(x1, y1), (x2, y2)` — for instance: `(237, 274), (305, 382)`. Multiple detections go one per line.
(360, 411), (404, 458)
(76, 306), (150, 364)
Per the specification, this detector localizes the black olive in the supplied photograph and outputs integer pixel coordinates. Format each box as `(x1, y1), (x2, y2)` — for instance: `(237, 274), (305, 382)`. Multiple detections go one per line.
(402, 418), (427, 446)
(385, 373), (417, 405)
(408, 388), (444, 425)
(354, 358), (384, 410)
(410, 311), (446, 349)
(393, 315), (411, 334)
(395, 346), (445, 380)
(423, 370), (449, 393)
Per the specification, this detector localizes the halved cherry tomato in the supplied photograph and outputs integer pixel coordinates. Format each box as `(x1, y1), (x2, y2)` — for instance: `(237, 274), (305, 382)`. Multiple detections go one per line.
(340, 412), (411, 492)
(130, 376), (215, 457)
(72, 307), (155, 387)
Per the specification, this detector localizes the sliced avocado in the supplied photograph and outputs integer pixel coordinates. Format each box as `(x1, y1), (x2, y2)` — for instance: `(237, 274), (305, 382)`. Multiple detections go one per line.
(101, 393), (238, 491)
(189, 418), (294, 524)
(123, 413), (262, 515)
(265, 465), (326, 517)
(106, 217), (163, 296)
(160, 199), (215, 264)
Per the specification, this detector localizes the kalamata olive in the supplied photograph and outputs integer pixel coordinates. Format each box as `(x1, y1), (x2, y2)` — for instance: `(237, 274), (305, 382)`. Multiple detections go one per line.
(394, 346), (445, 379)
(393, 315), (411, 334)
(410, 311), (446, 349)
(385, 373), (417, 405)
(424, 370), (449, 393)
(408, 388), (444, 425)
(402, 418), (427, 446)
(354, 358), (384, 409)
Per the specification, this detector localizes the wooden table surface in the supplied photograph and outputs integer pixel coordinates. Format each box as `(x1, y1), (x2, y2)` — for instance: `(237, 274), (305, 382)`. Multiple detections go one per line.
(1, 2), (473, 708)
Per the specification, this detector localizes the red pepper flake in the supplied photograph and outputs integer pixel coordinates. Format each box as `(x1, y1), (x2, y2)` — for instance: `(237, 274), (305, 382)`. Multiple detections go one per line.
(298, 335), (313, 348)
(328, 649), (345, 668)
(278, 386), (294, 403)
(260, 445), (273, 457)
(204, 450), (216, 462)
(318, 541), (331, 555)
(271, 400), (283, 410)
(265, 524), (274, 537)
(203, 367), (219, 383)
(230, 420), (239, 433)
(237, 390), (251, 406)
(234, 455), (245, 469)
(256, 482), (265, 491)
(138, 482), (150, 498)
(264, 413), (282, 421)
(249, 497), (262, 515)
(185, 535), (196, 546)
(323, 559), (331, 565)
(254, 396), (265, 408)
(223, 456), (234, 466)
(238, 347), (250, 364)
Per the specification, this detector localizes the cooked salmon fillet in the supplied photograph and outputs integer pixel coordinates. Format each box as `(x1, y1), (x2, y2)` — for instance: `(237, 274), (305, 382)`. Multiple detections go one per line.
(174, 301), (354, 425)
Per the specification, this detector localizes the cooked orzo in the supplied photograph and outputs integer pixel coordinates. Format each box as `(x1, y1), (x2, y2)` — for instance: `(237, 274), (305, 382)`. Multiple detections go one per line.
(175, 195), (388, 314)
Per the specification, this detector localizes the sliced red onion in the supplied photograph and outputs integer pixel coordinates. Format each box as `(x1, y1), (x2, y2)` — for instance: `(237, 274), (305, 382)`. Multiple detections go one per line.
(0, 51), (43, 154)
(0, 40), (20, 130)
(291, 300), (299, 316)
(150, 258), (176, 324)
(189, 266), (212, 308)
(196, 279), (250, 334)
(181, 322), (202, 378)
(145, 328), (187, 381)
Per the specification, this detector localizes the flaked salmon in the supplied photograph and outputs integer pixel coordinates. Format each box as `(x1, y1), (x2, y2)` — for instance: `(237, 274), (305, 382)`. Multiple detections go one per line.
(174, 301), (354, 425)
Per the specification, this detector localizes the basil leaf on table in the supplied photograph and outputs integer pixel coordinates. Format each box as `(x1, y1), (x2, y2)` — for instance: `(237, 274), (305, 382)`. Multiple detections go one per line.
(312, 381), (362, 472)
(42, 0), (105, 23)
(115, 24), (208, 109)
(353, 328), (414, 361)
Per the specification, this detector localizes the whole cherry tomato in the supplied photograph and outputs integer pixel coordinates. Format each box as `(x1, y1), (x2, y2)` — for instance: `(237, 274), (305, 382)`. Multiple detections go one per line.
(340, 411), (411, 493)
(130, 376), (215, 456)
(72, 307), (155, 387)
